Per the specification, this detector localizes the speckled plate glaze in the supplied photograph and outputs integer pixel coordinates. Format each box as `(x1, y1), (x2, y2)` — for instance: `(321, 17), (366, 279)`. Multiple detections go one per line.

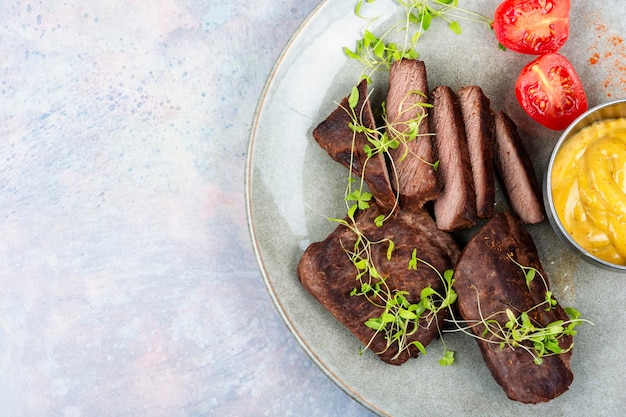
(246, 1), (626, 415)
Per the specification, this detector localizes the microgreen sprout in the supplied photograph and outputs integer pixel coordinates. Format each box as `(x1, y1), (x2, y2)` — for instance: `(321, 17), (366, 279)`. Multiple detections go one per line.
(507, 253), (561, 311)
(345, 86), (437, 186)
(383, 89), (436, 165)
(336, 84), (400, 225)
(327, 84), (456, 363)
(335, 82), (436, 227)
(345, 0), (493, 80)
(350, 254), (457, 363)
(330, 82), (437, 241)
(445, 258), (593, 366)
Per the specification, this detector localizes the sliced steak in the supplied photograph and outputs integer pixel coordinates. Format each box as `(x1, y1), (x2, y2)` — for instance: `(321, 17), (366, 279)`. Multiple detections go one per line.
(493, 111), (545, 224)
(313, 79), (396, 210)
(458, 86), (495, 219)
(453, 212), (573, 403)
(430, 85), (477, 231)
(297, 203), (460, 365)
(386, 59), (440, 209)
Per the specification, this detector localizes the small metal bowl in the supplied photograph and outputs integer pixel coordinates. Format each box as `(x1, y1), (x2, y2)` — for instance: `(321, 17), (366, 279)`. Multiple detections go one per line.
(544, 99), (626, 272)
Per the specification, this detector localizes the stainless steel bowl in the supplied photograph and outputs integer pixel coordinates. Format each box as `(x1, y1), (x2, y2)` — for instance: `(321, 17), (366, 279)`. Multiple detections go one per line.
(544, 99), (626, 272)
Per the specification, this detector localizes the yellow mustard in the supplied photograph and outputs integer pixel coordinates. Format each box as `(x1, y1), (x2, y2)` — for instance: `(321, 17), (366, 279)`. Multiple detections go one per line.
(552, 118), (626, 265)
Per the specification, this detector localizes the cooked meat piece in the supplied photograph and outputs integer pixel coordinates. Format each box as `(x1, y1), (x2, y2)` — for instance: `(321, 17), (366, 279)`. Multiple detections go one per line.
(297, 203), (460, 365)
(458, 86), (495, 219)
(386, 59), (440, 209)
(313, 79), (396, 210)
(493, 111), (545, 224)
(453, 212), (574, 403)
(430, 86), (478, 231)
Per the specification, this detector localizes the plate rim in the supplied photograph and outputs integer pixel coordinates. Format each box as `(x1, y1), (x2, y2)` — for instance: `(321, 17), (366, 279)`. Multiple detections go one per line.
(244, 0), (388, 415)
(244, 1), (626, 416)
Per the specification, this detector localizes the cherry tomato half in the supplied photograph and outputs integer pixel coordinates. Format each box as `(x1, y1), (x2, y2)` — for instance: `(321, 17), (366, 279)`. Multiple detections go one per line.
(515, 53), (587, 131)
(493, 0), (570, 54)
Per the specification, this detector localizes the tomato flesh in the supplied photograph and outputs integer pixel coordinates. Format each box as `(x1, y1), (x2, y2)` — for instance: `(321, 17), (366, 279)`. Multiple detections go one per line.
(515, 53), (587, 130)
(494, 0), (570, 54)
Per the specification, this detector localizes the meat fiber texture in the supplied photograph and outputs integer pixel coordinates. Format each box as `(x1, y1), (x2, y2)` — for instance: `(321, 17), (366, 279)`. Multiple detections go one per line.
(453, 212), (573, 403)
(494, 111), (545, 224)
(386, 59), (440, 209)
(297, 203), (460, 365)
(430, 86), (478, 231)
(312, 61), (544, 229)
(458, 86), (495, 219)
(312, 79), (396, 211)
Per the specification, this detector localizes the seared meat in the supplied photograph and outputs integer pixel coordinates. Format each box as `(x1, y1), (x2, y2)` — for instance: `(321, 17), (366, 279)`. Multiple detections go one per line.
(297, 203), (460, 365)
(313, 79), (396, 210)
(386, 59), (440, 209)
(458, 86), (495, 219)
(453, 212), (573, 403)
(493, 111), (545, 224)
(430, 86), (478, 231)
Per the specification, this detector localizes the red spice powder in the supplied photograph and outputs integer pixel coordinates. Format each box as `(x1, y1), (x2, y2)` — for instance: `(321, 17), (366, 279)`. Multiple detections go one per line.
(611, 35), (624, 46)
(588, 15), (626, 97)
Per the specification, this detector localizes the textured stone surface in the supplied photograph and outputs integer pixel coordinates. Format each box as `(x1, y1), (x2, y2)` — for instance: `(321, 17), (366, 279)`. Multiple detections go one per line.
(0, 1), (373, 415)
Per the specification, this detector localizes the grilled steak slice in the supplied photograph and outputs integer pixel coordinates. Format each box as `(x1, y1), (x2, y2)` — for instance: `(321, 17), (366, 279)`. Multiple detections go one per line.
(493, 111), (545, 224)
(297, 203), (460, 365)
(453, 212), (573, 403)
(386, 59), (440, 209)
(458, 86), (495, 219)
(313, 79), (396, 210)
(430, 86), (478, 231)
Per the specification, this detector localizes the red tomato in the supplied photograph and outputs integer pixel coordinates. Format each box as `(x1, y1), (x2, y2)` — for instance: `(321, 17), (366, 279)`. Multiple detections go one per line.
(515, 53), (587, 130)
(493, 0), (570, 54)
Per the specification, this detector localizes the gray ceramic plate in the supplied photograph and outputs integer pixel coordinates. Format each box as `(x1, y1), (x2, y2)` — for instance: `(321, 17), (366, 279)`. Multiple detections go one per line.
(246, 1), (626, 415)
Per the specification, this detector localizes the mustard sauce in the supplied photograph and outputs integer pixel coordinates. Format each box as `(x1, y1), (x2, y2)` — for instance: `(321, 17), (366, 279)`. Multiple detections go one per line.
(552, 118), (626, 265)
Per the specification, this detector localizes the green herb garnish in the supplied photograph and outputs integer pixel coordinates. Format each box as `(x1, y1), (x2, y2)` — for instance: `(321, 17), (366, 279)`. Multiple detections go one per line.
(446, 258), (593, 366)
(344, 0), (493, 80)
